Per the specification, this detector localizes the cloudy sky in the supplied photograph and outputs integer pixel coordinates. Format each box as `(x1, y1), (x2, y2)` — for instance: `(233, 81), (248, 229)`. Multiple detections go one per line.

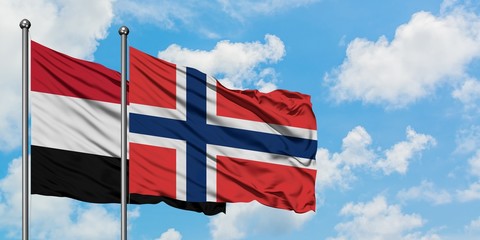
(1, 0), (480, 239)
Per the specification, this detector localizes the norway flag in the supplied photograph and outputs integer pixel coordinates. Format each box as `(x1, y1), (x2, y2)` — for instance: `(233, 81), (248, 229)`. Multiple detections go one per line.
(129, 47), (317, 213)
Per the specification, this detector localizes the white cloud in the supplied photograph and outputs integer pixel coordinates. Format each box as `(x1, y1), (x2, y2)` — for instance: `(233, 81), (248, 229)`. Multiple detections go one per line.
(38, 204), (119, 240)
(158, 34), (285, 91)
(339, 126), (376, 167)
(457, 182), (480, 202)
(403, 232), (442, 240)
(455, 125), (480, 154)
(116, 0), (319, 36)
(0, 0), (115, 151)
(375, 127), (436, 175)
(217, 0), (319, 21)
(326, 7), (480, 108)
(456, 149), (480, 202)
(155, 228), (182, 240)
(315, 126), (375, 190)
(7, 0), (114, 60)
(452, 78), (480, 111)
(465, 217), (480, 233)
(440, 0), (460, 13)
(0, 158), (120, 239)
(0, 158), (23, 231)
(468, 150), (480, 178)
(209, 202), (314, 240)
(317, 126), (435, 190)
(435, 216), (480, 240)
(115, 0), (194, 29)
(328, 196), (430, 240)
(126, 206), (141, 232)
(397, 180), (452, 205)
(127, 206), (140, 219)
(315, 148), (354, 191)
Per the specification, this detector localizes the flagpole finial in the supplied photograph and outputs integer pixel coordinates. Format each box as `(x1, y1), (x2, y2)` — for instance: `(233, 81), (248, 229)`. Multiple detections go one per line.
(19, 19), (31, 29)
(118, 26), (129, 36)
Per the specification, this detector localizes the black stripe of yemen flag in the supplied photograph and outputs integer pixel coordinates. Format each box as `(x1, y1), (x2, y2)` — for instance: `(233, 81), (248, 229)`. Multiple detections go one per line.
(30, 41), (225, 215)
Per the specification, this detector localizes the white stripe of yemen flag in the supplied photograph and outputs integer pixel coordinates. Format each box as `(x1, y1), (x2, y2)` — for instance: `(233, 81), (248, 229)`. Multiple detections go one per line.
(31, 41), (225, 215)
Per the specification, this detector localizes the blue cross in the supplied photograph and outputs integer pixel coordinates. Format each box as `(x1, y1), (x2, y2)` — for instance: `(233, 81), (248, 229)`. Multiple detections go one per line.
(130, 67), (317, 202)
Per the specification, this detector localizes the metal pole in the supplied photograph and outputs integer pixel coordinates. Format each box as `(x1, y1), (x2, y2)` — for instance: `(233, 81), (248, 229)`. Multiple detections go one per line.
(119, 25), (129, 240)
(19, 18), (31, 240)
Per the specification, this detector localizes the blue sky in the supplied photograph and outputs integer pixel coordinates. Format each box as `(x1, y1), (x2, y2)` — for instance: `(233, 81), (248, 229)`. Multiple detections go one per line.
(1, 0), (480, 239)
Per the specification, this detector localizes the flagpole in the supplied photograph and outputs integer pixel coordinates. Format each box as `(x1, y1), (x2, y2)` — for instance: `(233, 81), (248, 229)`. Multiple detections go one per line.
(20, 18), (31, 240)
(119, 25), (129, 240)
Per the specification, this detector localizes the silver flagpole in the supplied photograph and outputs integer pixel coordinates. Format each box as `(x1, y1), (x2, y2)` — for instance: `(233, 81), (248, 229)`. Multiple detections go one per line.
(19, 19), (31, 240)
(119, 25), (129, 240)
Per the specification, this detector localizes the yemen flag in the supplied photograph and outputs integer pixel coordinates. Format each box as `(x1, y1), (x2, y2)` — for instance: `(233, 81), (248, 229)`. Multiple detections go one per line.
(31, 41), (225, 215)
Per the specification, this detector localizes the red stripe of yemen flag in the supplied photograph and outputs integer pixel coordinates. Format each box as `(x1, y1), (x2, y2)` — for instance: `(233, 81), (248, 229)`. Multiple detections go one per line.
(31, 41), (224, 215)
